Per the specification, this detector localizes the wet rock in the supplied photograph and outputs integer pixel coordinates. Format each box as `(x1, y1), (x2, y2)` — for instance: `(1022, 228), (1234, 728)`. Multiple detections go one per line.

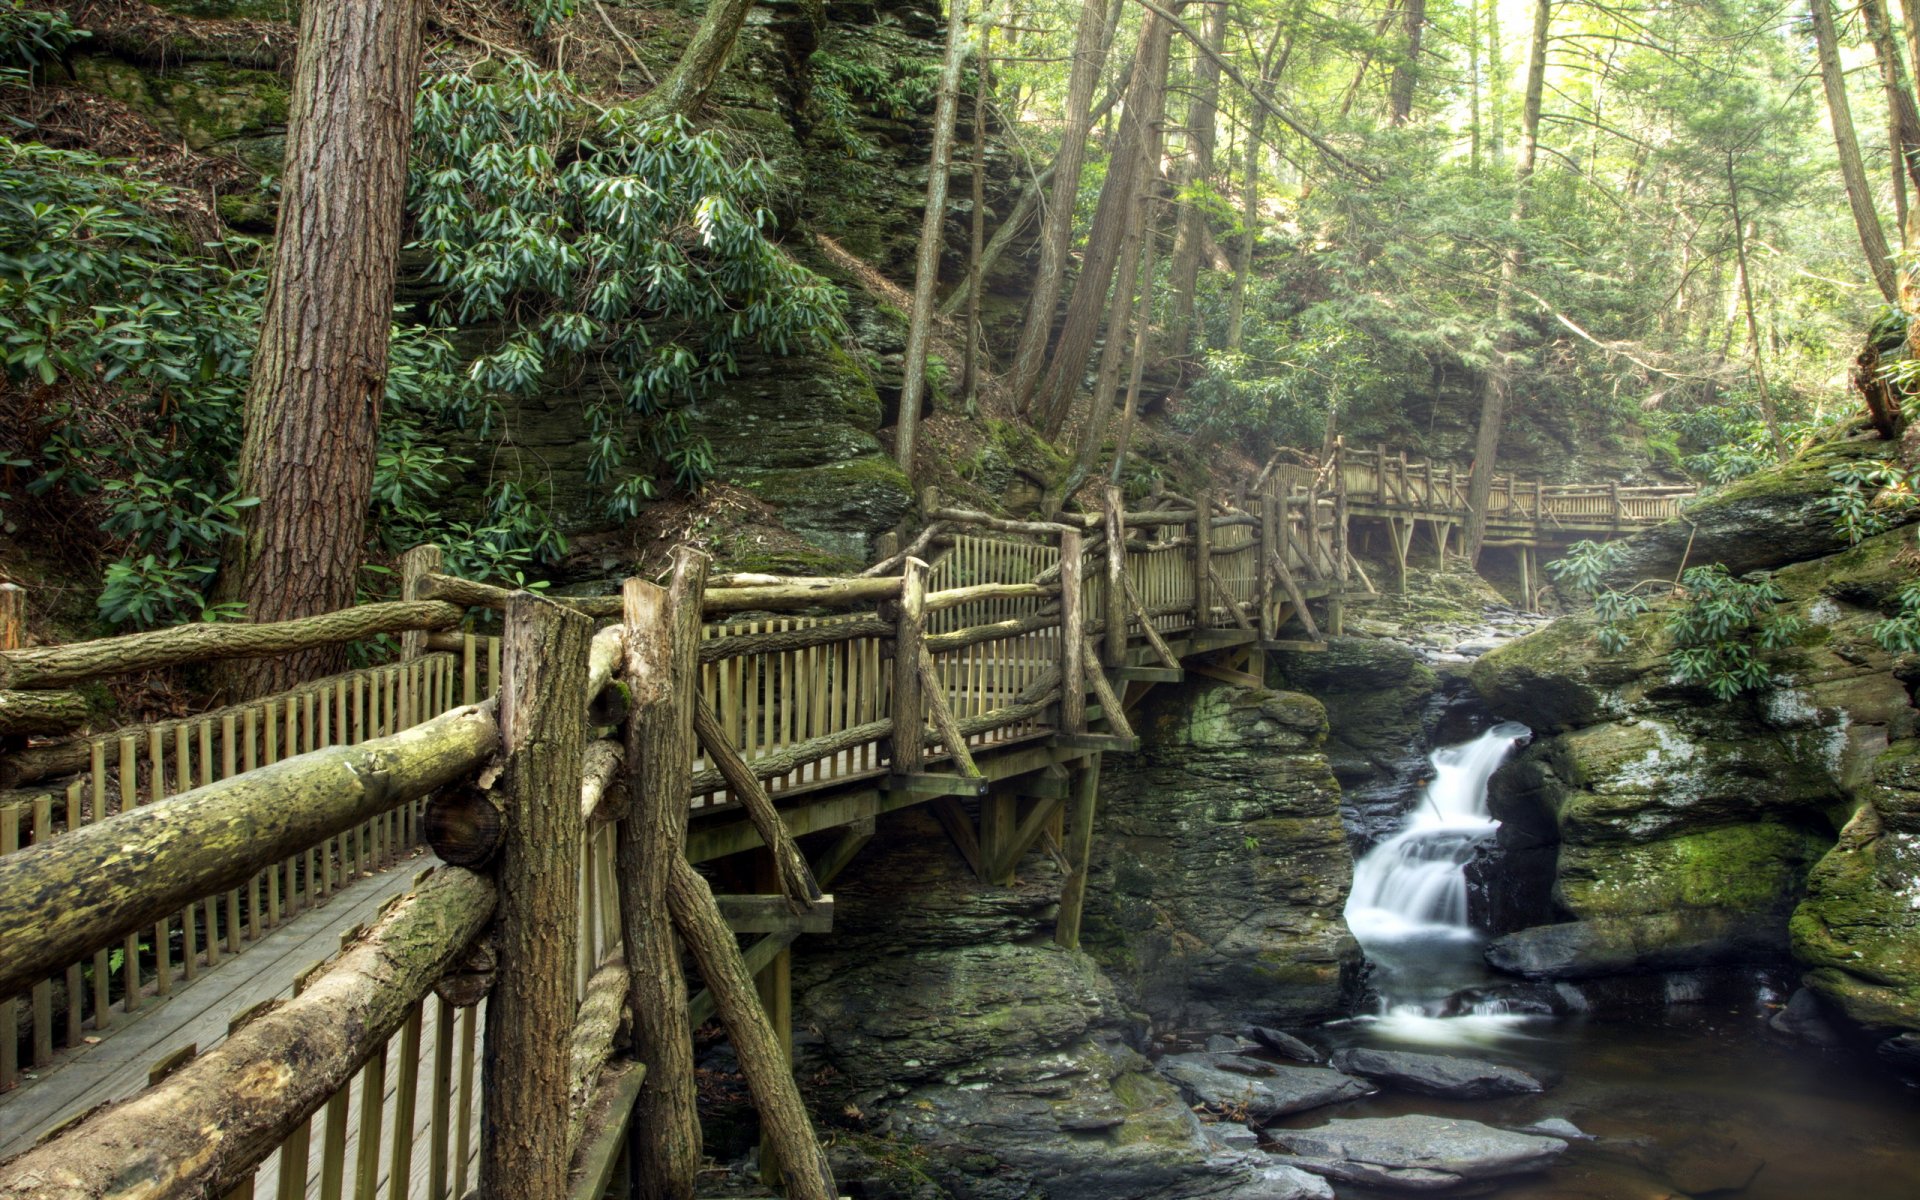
(1246, 1025), (1322, 1063)
(1209, 1163), (1334, 1200)
(1156, 1052), (1374, 1120)
(1088, 681), (1360, 1029)
(1767, 987), (1843, 1047)
(1519, 1117), (1589, 1140)
(1206, 1034), (1256, 1054)
(1484, 911), (1796, 979)
(1328, 1047), (1545, 1099)
(1203, 1122), (1262, 1152)
(1269, 1115), (1567, 1191)
(1661, 1134), (1766, 1195)
(1877, 1032), (1920, 1074)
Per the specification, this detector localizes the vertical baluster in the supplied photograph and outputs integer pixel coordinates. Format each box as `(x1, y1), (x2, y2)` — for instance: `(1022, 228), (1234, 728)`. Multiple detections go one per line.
(387, 1002), (424, 1200)
(0, 806), (18, 1088)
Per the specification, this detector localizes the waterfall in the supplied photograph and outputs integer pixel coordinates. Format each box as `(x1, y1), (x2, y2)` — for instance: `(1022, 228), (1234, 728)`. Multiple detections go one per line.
(1345, 722), (1532, 946)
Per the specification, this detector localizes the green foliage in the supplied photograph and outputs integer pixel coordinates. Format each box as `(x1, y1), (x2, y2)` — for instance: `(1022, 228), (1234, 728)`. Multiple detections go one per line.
(805, 46), (943, 159)
(1545, 540), (1646, 650)
(1872, 579), (1920, 655)
(518, 0), (576, 38)
(1183, 307), (1386, 452)
(0, 1), (78, 87)
(1664, 565), (1803, 700)
(1827, 459), (1920, 545)
(409, 62), (847, 519)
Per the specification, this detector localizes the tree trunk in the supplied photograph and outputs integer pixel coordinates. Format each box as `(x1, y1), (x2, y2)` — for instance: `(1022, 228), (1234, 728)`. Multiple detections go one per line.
(1465, 0), (1548, 565)
(1727, 155), (1786, 461)
(1468, 0), (1482, 169)
(1487, 0), (1505, 166)
(640, 0), (754, 119)
(1863, 0), (1920, 221)
(962, 23), (991, 406)
(1388, 0), (1426, 125)
(481, 595), (591, 1200)
(1163, 0), (1226, 362)
(214, 0), (426, 699)
(619, 550), (708, 1200)
(1009, 0), (1115, 410)
(1034, 9), (1176, 437)
(1225, 96), (1265, 353)
(1810, 0), (1900, 303)
(894, 0), (972, 479)
(1060, 172), (1159, 505)
(1108, 195), (1163, 483)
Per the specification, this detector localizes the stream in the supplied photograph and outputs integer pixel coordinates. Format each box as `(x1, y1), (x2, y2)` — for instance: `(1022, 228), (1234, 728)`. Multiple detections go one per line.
(1312, 723), (1920, 1199)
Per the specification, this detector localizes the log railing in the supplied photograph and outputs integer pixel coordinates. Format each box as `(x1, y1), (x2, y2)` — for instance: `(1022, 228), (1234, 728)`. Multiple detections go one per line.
(1329, 444), (1694, 527)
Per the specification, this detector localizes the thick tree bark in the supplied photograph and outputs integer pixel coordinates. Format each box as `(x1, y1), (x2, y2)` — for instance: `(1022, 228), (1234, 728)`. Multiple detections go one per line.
(640, 0), (754, 118)
(0, 868), (495, 1200)
(962, 23), (991, 406)
(481, 595), (591, 1200)
(1388, 0), (1426, 125)
(1810, 0), (1900, 303)
(618, 550), (708, 1200)
(1468, 0), (1481, 168)
(1726, 156), (1786, 461)
(214, 0), (427, 698)
(1487, 0), (1506, 166)
(1163, 0), (1226, 361)
(1465, 0), (1549, 565)
(1009, 0), (1115, 409)
(894, 0), (972, 479)
(1108, 195), (1162, 483)
(1034, 9), (1175, 437)
(1863, 0), (1920, 224)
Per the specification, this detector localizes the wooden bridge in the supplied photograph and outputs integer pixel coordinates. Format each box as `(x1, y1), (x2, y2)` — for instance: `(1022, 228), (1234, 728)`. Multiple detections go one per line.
(0, 450), (1691, 1200)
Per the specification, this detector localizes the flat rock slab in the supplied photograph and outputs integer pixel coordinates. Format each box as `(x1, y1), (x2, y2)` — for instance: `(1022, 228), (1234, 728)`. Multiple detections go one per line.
(1157, 1052), (1373, 1120)
(1247, 1025), (1322, 1063)
(1270, 1115), (1567, 1191)
(1328, 1047), (1545, 1099)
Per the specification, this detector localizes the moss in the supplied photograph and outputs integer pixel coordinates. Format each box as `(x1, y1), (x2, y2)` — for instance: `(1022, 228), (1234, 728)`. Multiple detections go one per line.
(1791, 805), (1920, 1030)
(1108, 1071), (1203, 1149)
(1557, 822), (1830, 920)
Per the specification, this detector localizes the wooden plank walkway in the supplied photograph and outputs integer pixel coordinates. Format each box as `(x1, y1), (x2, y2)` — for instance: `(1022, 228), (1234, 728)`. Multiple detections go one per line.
(0, 853), (431, 1159)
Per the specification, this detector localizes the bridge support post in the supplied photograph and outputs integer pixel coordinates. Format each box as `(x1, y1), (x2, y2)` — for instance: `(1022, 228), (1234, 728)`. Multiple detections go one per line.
(1058, 527), (1086, 736)
(1259, 495), (1281, 642)
(890, 558), (929, 776)
(1054, 756), (1103, 950)
(1103, 486), (1128, 668)
(482, 592), (591, 1200)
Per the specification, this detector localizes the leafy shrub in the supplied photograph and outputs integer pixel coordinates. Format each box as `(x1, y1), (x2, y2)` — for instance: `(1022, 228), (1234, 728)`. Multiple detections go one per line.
(1664, 565), (1803, 699)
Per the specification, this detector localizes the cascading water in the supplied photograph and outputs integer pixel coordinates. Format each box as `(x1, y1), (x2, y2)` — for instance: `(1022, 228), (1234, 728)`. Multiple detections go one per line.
(1343, 721), (1533, 1041)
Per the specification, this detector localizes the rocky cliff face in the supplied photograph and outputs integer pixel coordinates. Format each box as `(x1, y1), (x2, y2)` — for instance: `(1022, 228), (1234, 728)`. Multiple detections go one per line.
(1467, 440), (1920, 1062)
(1081, 681), (1361, 1029)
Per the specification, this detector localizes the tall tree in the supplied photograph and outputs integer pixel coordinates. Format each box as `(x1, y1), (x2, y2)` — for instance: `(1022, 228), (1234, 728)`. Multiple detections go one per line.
(1863, 0), (1920, 222)
(1465, 0), (1549, 565)
(1164, 0), (1227, 362)
(1809, 0), (1899, 303)
(1488, 0), (1506, 165)
(1726, 152), (1786, 461)
(1226, 14), (1293, 352)
(1009, 0), (1115, 410)
(1388, 0), (1427, 124)
(215, 0), (427, 697)
(640, 0), (755, 119)
(894, 0), (973, 479)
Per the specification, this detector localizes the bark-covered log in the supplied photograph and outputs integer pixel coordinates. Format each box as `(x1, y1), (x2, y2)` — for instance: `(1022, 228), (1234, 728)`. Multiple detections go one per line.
(687, 718), (892, 797)
(1080, 640), (1136, 742)
(618, 550), (707, 1200)
(924, 506), (1076, 537)
(1265, 551), (1322, 641)
(858, 522), (946, 578)
(924, 581), (1060, 612)
(699, 619), (891, 663)
(917, 650), (983, 779)
(567, 956), (631, 1156)
(703, 576), (902, 615)
(665, 857), (836, 1200)
(925, 610), (1057, 653)
(0, 867), (495, 1199)
(0, 688), (88, 735)
(0, 701), (498, 999)
(890, 560), (929, 775)
(422, 573), (623, 618)
(0, 600), (462, 689)
(580, 738), (624, 825)
(482, 594), (591, 1200)
(423, 783), (504, 867)
(1058, 529), (1086, 734)
(692, 697), (822, 904)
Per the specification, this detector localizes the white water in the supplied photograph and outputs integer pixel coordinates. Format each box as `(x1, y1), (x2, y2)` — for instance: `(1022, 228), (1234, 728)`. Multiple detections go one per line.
(1342, 721), (1534, 1044)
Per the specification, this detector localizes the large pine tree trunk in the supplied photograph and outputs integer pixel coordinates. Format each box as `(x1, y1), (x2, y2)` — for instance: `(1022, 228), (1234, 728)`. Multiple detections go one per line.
(1810, 0), (1899, 304)
(1163, 0), (1226, 363)
(215, 0), (426, 698)
(1009, 0), (1114, 410)
(1465, 0), (1548, 565)
(1863, 0), (1920, 222)
(893, 0), (972, 479)
(641, 0), (754, 118)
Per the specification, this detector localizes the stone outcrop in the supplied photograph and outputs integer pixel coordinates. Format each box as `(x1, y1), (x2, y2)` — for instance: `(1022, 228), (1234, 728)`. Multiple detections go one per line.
(1269, 1115), (1568, 1192)
(1084, 680), (1361, 1029)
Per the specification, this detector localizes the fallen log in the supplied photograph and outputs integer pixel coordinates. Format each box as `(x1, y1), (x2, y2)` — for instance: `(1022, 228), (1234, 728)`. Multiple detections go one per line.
(0, 688), (88, 735)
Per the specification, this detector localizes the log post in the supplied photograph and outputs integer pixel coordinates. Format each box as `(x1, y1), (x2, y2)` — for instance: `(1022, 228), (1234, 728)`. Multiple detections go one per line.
(693, 696), (821, 904)
(0, 583), (21, 652)
(1330, 455), (1349, 638)
(480, 593), (590, 1200)
(890, 558), (929, 776)
(1053, 757), (1103, 949)
(1259, 495), (1281, 642)
(617, 548), (707, 1200)
(1058, 528), (1085, 735)
(1103, 486), (1127, 667)
(666, 856), (837, 1200)
(1191, 490), (1213, 627)
(399, 545), (442, 662)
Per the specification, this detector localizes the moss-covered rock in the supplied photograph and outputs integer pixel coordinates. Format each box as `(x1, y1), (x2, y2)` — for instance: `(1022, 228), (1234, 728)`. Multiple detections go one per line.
(1085, 681), (1360, 1027)
(69, 54), (289, 173)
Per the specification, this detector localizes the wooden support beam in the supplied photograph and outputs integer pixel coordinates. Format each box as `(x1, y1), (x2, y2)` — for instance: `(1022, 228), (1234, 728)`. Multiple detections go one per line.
(1015, 764), (1071, 800)
(929, 797), (986, 878)
(1207, 565), (1254, 631)
(693, 695), (822, 904)
(1119, 571), (1180, 669)
(664, 858), (836, 1200)
(986, 794), (1066, 882)
(1188, 661), (1264, 688)
(1114, 665), (1181, 683)
(1103, 486), (1128, 667)
(1260, 639), (1329, 653)
(688, 931), (800, 1028)
(883, 771), (990, 798)
(1259, 494), (1281, 642)
(980, 791), (1019, 885)
(714, 893), (836, 934)
(616, 551), (705, 1200)
(1057, 528), (1086, 735)
(918, 648), (984, 780)
(1264, 551), (1322, 643)
(1079, 641), (1136, 742)
(1053, 758), (1103, 950)
(1052, 732), (1140, 753)
(809, 816), (874, 889)
(890, 559), (928, 775)
(482, 593), (591, 1200)
(399, 545), (443, 662)
(1191, 490), (1213, 629)
(566, 1063), (647, 1200)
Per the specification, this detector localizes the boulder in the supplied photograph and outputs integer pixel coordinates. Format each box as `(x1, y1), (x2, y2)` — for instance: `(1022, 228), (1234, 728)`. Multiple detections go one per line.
(1270, 1115), (1567, 1191)
(1327, 1047), (1544, 1099)
(1790, 801), (1920, 1033)
(1087, 681), (1361, 1028)
(1156, 1052), (1374, 1120)
(1767, 987), (1844, 1047)
(1246, 1025), (1322, 1063)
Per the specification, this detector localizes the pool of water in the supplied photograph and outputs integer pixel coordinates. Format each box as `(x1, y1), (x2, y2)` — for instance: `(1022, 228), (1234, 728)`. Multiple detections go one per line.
(1276, 995), (1920, 1199)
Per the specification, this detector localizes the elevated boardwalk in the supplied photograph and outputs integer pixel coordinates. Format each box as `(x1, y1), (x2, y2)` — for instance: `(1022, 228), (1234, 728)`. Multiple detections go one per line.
(0, 449), (1690, 1199)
